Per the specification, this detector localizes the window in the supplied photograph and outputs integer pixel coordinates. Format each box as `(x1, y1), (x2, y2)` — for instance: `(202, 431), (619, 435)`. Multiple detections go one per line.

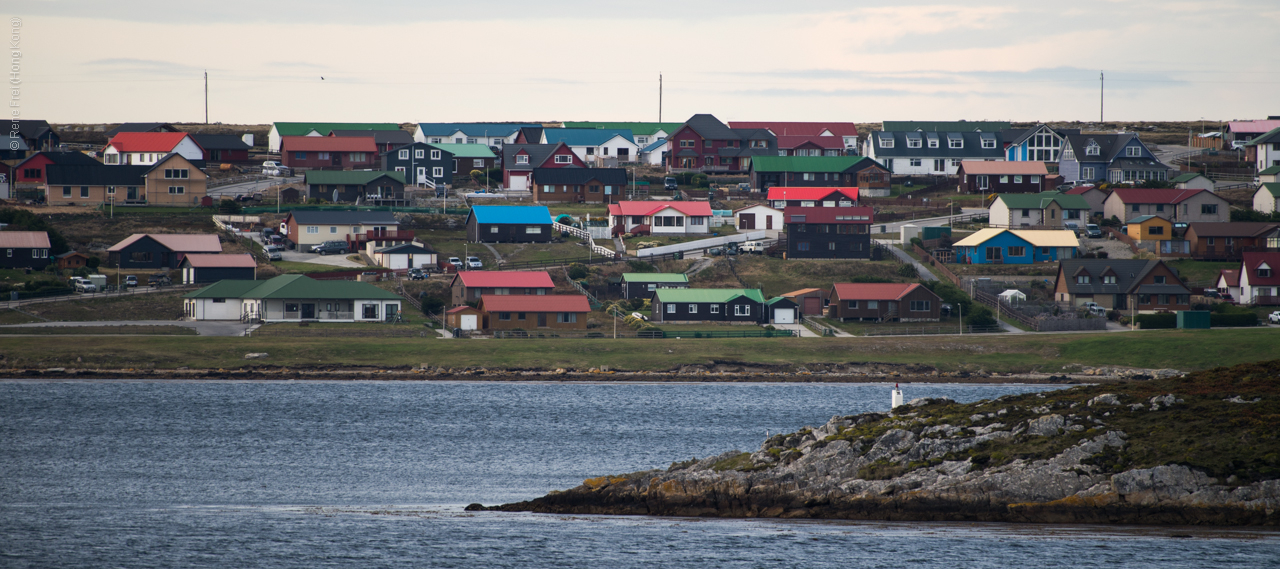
(163, 169), (189, 179)
(708, 304), (721, 314)
(1008, 246), (1026, 257)
(687, 304), (697, 314)
(878, 136), (894, 148)
(307, 226), (319, 234)
(1258, 267), (1273, 278)
(558, 312), (577, 323)
(950, 159), (961, 168)
(515, 155), (529, 164)
(1086, 144), (1100, 156)
(1002, 176), (1011, 184)
(430, 137), (443, 144)
(395, 167), (406, 173)
(751, 139), (767, 148)
(734, 304), (751, 316)
(168, 186), (184, 194)
(679, 139), (695, 148)
(490, 226), (499, 234)
(1077, 275), (1090, 284)
(1201, 204), (1218, 215)
(909, 158), (922, 167)
(867, 300), (878, 309)
(906, 137), (922, 148)
(933, 159), (945, 172)
(1154, 276), (1167, 284)
(797, 241), (810, 251)
(704, 140), (713, 148)
(948, 138), (962, 149)
(802, 173), (815, 181)
(525, 226), (542, 234)
(431, 150), (441, 160)
(800, 201), (815, 208)
(1082, 167), (1095, 179)
(909, 300), (931, 311)
(467, 137), (478, 144)
(399, 149), (410, 160)
(62, 186), (71, 197)
(689, 217), (704, 225)
(362, 304), (379, 319)
(433, 167), (443, 177)
(473, 159), (485, 167)
(1104, 275), (1116, 284)
(80, 186), (89, 198)
(499, 312), (511, 321)
(927, 137), (938, 149)
(350, 152), (366, 162)
(1148, 226), (1164, 235)
(1031, 175), (1040, 183)
(1126, 146), (1142, 157)
(104, 154), (119, 165)
(981, 138), (996, 149)
(554, 155), (572, 164)
(1013, 176), (1023, 184)
(1156, 204), (1165, 212)
(130, 252), (152, 262)
(295, 152), (307, 160)
(847, 300), (859, 309)
(1131, 204), (1141, 212)
(666, 303), (675, 313)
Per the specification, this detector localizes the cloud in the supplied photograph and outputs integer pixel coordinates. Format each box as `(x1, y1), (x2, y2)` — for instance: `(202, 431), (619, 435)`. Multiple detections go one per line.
(80, 57), (207, 77)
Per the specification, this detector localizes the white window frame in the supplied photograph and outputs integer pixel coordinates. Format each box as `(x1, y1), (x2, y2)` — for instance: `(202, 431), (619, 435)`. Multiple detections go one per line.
(710, 305), (720, 314)
(554, 155), (572, 164)
(666, 303), (675, 314)
(415, 149), (425, 159)
(981, 138), (996, 149)
(906, 137), (922, 148)
(515, 155), (529, 164)
(432, 167), (443, 177)
(399, 149), (409, 160)
(688, 304), (697, 314)
(431, 150), (441, 160)
(1126, 146), (1141, 157)
(949, 138), (963, 149)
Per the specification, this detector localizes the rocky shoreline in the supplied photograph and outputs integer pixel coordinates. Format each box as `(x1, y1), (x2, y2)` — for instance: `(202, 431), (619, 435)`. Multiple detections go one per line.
(475, 361), (1280, 526)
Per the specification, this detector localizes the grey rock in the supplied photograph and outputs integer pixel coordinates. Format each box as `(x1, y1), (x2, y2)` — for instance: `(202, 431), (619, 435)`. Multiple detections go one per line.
(1088, 393), (1122, 407)
(1027, 414), (1066, 436)
(243, 353), (269, 359)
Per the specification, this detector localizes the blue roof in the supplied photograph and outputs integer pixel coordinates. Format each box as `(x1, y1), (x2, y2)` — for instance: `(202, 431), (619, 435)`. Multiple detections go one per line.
(417, 123), (540, 137)
(642, 139), (668, 152)
(542, 128), (635, 146)
(471, 205), (553, 225)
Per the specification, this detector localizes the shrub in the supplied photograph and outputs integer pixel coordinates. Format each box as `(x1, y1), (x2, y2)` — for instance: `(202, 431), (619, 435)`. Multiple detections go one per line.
(626, 260), (656, 273)
(896, 263), (919, 278)
(964, 305), (998, 327)
(217, 199), (242, 214)
(86, 256), (101, 269)
(1210, 313), (1258, 327)
(567, 263), (588, 280)
(1134, 313), (1176, 329)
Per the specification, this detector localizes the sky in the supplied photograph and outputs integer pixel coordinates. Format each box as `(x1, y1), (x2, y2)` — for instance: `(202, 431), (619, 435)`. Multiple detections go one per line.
(8, 0), (1280, 125)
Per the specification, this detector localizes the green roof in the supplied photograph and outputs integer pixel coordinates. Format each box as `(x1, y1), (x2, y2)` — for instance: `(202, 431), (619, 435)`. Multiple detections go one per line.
(304, 170), (405, 185)
(1127, 215), (1164, 224)
(185, 275), (402, 301)
(274, 122), (401, 136)
(1261, 183), (1280, 198)
(654, 288), (764, 303)
(562, 122), (684, 137)
(749, 155), (880, 173)
(882, 121), (1011, 132)
(622, 273), (688, 283)
(996, 191), (1090, 210)
(765, 297), (795, 306)
(1259, 165), (1280, 176)
(428, 143), (496, 159)
(1171, 173), (1203, 183)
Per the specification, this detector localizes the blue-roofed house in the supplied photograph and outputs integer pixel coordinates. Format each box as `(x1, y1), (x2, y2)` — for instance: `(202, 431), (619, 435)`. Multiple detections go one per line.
(466, 205), (554, 243)
(640, 138), (670, 166)
(953, 228), (1080, 265)
(540, 128), (638, 164)
(413, 123), (540, 148)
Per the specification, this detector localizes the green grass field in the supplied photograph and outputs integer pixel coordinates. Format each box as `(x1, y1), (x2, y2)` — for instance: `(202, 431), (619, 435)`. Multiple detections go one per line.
(0, 325), (197, 335)
(270, 261), (357, 274)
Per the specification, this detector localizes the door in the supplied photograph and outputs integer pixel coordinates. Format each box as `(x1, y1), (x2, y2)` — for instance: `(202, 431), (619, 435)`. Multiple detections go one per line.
(416, 167), (426, 184)
(460, 314), (477, 330)
(766, 215), (773, 230)
(537, 313), (547, 327)
(774, 308), (795, 324)
(127, 187), (138, 200)
(301, 303), (315, 319)
(740, 213), (755, 229)
(803, 297), (820, 315)
(510, 174), (527, 191)
(332, 154), (342, 167)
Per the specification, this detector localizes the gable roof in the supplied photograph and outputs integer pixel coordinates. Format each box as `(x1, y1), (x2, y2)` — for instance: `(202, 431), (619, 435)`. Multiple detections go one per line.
(329, 129), (415, 146)
(108, 233), (222, 253)
(304, 170), (405, 185)
(642, 139), (669, 152)
(995, 192), (1090, 210)
(1056, 259), (1182, 295)
(1227, 120), (1280, 134)
(653, 288), (765, 303)
(953, 228), (1079, 248)
(780, 288), (824, 299)
(531, 167), (626, 185)
(281, 135), (376, 153)
(452, 270), (554, 289)
(428, 143), (496, 159)
(106, 132), (197, 153)
(681, 114), (738, 140)
(1245, 126), (1280, 147)
(238, 274), (402, 300)
(542, 128), (635, 146)
(1259, 183), (1280, 198)
(621, 273), (688, 283)
(415, 123), (539, 138)
(831, 282), (928, 301)
(870, 131), (1004, 159)
(561, 122), (683, 137)
(46, 164), (150, 186)
(1063, 185), (1106, 195)
(775, 135), (847, 150)
(1187, 222), (1280, 238)
(190, 134), (252, 151)
(180, 254), (257, 268)
(766, 186), (860, 201)
(104, 123), (179, 137)
(469, 205), (552, 225)
(728, 122), (859, 137)
(1217, 269), (1240, 287)
(374, 242), (436, 255)
(960, 161), (1049, 175)
(607, 201), (713, 217)
(882, 121), (1011, 132)
(1127, 215), (1167, 225)
(15, 151), (101, 170)
(183, 279), (268, 299)
(1003, 124), (1079, 146)
(1170, 172), (1205, 184)
(1243, 252), (1280, 286)
(503, 143), (574, 170)
(13, 120), (54, 140)
(273, 123), (400, 137)
(0, 231), (51, 249)
(1258, 165), (1280, 176)
(752, 155), (882, 174)
(1109, 188), (1217, 205)
(479, 294), (590, 313)
(284, 210), (400, 225)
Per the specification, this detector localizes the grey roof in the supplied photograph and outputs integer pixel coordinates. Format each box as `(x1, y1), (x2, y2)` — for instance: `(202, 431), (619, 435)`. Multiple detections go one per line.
(871, 131), (1005, 159)
(882, 121), (1011, 132)
(190, 134), (251, 151)
(1109, 157), (1172, 171)
(1005, 124), (1080, 146)
(1063, 133), (1141, 162)
(14, 120), (55, 139)
(17, 151), (101, 169)
(503, 143), (576, 171)
(1056, 259), (1188, 296)
(105, 123), (178, 137)
(680, 114), (776, 147)
(3, 135), (29, 151)
(285, 210), (400, 225)
(374, 242), (436, 255)
(416, 123), (539, 137)
(531, 167), (627, 185)
(378, 141), (454, 158)
(47, 164), (150, 186)
(331, 129), (415, 145)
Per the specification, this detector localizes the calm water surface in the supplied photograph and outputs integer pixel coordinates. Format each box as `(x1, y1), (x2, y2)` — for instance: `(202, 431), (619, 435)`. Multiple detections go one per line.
(1, 380), (1276, 568)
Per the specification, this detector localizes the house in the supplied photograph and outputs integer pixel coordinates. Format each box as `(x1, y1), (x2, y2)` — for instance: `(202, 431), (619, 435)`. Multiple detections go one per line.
(179, 254), (258, 284)
(773, 136), (848, 157)
(413, 123), (538, 148)
(104, 123), (180, 138)
(1226, 119), (1280, 148)
(608, 201), (713, 236)
(54, 251), (89, 270)
(530, 168), (628, 204)
(1185, 223), (1280, 261)
(0, 134), (30, 161)
(1063, 185), (1109, 219)
(765, 296), (800, 324)
(12, 151), (101, 192)
(988, 191), (1090, 228)
(639, 139), (670, 166)
(445, 305), (485, 331)
(1238, 252), (1280, 305)
(381, 142), (453, 188)
(502, 143), (586, 191)
(1058, 133), (1172, 184)
(107, 233), (222, 269)
(766, 186), (859, 208)
(651, 288), (766, 324)
(182, 274), (402, 322)
(268, 122), (401, 153)
(1171, 172), (1215, 191)
(666, 114), (777, 173)
(304, 170), (407, 205)
(372, 242), (437, 270)
(102, 132), (205, 166)
(953, 228), (1079, 264)
(734, 204), (783, 231)
(1216, 269), (1242, 300)
(429, 143), (497, 175)
(466, 205), (553, 243)
(280, 136), (378, 170)
(478, 294), (591, 331)
(1054, 259), (1191, 313)
(190, 134), (253, 163)
(863, 131), (1004, 176)
(1244, 127), (1280, 172)
(449, 270), (555, 306)
(1125, 215), (1173, 242)
(330, 129), (414, 155)
(621, 273), (689, 300)
(540, 128), (638, 164)
(46, 153), (208, 206)
(779, 288), (828, 315)
(1103, 188), (1229, 223)
(783, 205), (874, 260)
(882, 121), (1011, 133)
(0, 231), (53, 270)
(958, 161), (1050, 193)
(1254, 183), (1280, 214)
(827, 282), (942, 322)
(1257, 165), (1280, 185)
(728, 121), (860, 150)
(749, 156), (890, 194)
(561, 121), (684, 147)
(12, 120), (61, 154)
(1002, 124), (1077, 163)
(280, 210), (401, 250)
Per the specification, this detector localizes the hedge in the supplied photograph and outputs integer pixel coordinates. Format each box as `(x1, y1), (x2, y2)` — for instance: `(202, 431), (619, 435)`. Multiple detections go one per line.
(1210, 313), (1258, 327)
(1135, 313), (1177, 329)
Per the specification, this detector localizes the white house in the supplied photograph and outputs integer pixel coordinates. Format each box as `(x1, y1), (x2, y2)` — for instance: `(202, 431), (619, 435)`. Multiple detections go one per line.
(1172, 172), (1216, 191)
(734, 204), (783, 231)
(540, 128), (640, 164)
(863, 131), (1005, 176)
(1246, 127), (1280, 172)
(414, 123), (536, 148)
(1237, 252), (1280, 304)
(373, 242), (437, 270)
(1254, 183), (1280, 214)
(640, 139), (669, 166)
(183, 274), (404, 322)
(607, 201), (713, 235)
(102, 132), (204, 166)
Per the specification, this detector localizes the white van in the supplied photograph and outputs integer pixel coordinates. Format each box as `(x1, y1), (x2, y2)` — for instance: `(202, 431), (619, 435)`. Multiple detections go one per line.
(739, 240), (767, 254)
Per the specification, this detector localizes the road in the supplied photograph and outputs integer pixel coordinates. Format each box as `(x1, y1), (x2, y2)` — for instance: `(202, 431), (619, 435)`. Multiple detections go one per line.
(873, 208), (986, 235)
(247, 231), (365, 268)
(876, 240), (937, 281)
(207, 175), (301, 200)
(0, 320), (252, 336)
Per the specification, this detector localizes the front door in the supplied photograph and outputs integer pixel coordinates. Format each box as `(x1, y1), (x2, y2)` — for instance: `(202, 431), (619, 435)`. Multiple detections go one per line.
(127, 187), (138, 200)
(537, 313), (547, 327)
(332, 154), (342, 167)
(301, 303), (315, 319)
(416, 167), (426, 184)
(766, 215), (773, 230)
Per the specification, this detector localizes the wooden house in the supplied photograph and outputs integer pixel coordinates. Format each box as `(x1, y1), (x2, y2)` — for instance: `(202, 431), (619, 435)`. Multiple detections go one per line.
(651, 288), (766, 324)
(749, 156), (889, 194)
(280, 210), (402, 250)
(381, 142), (453, 188)
(190, 134), (252, 163)
(1238, 252), (1280, 305)
(666, 114), (776, 173)
(779, 288), (828, 315)
(1184, 222), (1280, 261)
(1053, 259), (1190, 313)
(179, 254), (258, 284)
(0, 231), (53, 270)
(531, 168), (628, 204)
(54, 251), (90, 270)
(608, 201), (713, 236)
(988, 191), (1090, 228)
(953, 228), (1078, 264)
(465, 205), (553, 243)
(304, 170), (407, 205)
(183, 274), (402, 322)
(449, 271), (554, 307)
(1125, 215), (1173, 242)
(107, 233), (222, 269)
(102, 132), (205, 166)
(828, 283), (942, 322)
(958, 161), (1050, 193)
(280, 135), (378, 170)
(478, 294), (591, 331)
(621, 273), (689, 300)
(502, 143), (585, 192)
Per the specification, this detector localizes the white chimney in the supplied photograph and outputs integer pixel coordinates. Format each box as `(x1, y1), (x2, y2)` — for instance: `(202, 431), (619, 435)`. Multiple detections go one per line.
(242, 134), (255, 147)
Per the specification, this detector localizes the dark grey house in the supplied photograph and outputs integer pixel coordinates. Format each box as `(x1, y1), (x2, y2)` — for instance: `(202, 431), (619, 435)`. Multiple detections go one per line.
(530, 167), (628, 204)
(0, 231), (53, 270)
(651, 288), (767, 324)
(380, 142), (454, 188)
(621, 273), (690, 299)
(465, 205), (553, 243)
(107, 234), (223, 269)
(179, 254), (257, 284)
(304, 170), (408, 205)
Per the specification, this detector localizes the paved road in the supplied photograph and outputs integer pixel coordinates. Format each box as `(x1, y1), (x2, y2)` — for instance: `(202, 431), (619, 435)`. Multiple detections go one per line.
(874, 208), (986, 236)
(0, 320), (252, 336)
(249, 232), (365, 268)
(207, 175), (301, 200)
(876, 240), (937, 281)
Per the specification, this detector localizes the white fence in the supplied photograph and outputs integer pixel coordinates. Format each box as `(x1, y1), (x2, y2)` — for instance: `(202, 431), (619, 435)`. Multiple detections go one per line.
(636, 231), (767, 258)
(553, 221), (617, 258)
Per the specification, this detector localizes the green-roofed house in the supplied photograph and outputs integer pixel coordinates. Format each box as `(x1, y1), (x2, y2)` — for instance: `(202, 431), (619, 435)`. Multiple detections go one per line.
(1243, 126), (1280, 172)
(881, 121), (1012, 133)
(1257, 165), (1280, 185)
(1254, 183), (1280, 214)
(560, 122), (684, 147)
(620, 272), (689, 300)
(268, 122), (402, 153)
(652, 288), (766, 324)
(748, 155), (891, 195)
(1171, 172), (1215, 191)
(304, 170), (406, 205)
(989, 191), (1091, 229)
(183, 274), (404, 322)
(428, 143), (498, 174)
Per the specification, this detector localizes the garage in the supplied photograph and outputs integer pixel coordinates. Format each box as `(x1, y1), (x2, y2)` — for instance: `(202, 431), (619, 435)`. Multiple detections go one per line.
(766, 297), (799, 324)
(773, 308), (795, 324)
(446, 305), (484, 331)
(509, 173), (528, 191)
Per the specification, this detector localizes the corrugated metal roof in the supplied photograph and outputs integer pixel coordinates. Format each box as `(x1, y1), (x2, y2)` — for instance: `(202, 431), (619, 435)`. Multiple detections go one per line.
(561, 122), (683, 137)
(831, 282), (923, 301)
(1111, 188), (1211, 205)
(766, 187), (860, 201)
(304, 170), (405, 185)
(470, 205), (552, 225)
(0, 231), (51, 248)
(753, 156), (880, 174)
(239, 274), (402, 300)
(181, 254), (257, 268)
(541, 128), (635, 146)
(621, 273), (688, 283)
(531, 167), (626, 186)
(728, 122), (859, 137)
(106, 132), (197, 153)
(415, 123), (538, 137)
(953, 228), (1079, 248)
(273, 123), (401, 137)
(607, 201), (713, 217)
(281, 136), (377, 152)
(285, 210), (400, 225)
(108, 233), (222, 253)
(774, 135), (847, 150)
(996, 192), (1090, 210)
(1258, 165), (1280, 176)
(959, 161), (1048, 175)
(452, 271), (554, 288)
(780, 288), (823, 297)
(184, 280), (264, 299)
(882, 121), (1011, 132)
(479, 294), (590, 313)
(653, 288), (764, 303)
(1261, 183), (1280, 198)
(428, 143), (496, 158)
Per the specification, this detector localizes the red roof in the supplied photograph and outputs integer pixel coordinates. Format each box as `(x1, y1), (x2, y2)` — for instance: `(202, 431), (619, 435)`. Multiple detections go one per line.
(280, 135), (377, 153)
(0, 231), (51, 248)
(782, 206), (873, 224)
(607, 201), (713, 217)
(1217, 269), (1239, 288)
(958, 161), (1048, 175)
(479, 294), (590, 313)
(108, 233), (222, 253)
(181, 254), (257, 268)
(767, 187), (859, 202)
(106, 132), (197, 153)
(831, 282), (924, 301)
(446, 305), (480, 314)
(1110, 188), (1210, 205)
(1063, 186), (1103, 195)
(452, 270), (554, 289)
(775, 135), (846, 150)
(727, 122), (858, 137)
(1243, 252), (1280, 286)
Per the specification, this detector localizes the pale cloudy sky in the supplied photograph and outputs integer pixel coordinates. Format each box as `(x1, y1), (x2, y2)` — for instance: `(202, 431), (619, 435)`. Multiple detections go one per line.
(10, 0), (1280, 124)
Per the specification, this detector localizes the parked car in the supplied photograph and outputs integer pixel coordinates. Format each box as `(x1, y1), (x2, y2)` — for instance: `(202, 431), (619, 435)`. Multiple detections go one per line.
(1269, 311), (1280, 324)
(1064, 222), (1081, 236)
(264, 245), (283, 261)
(1231, 140), (1248, 151)
(664, 177), (678, 191)
(1202, 289), (1222, 299)
(123, 275), (138, 288)
(310, 241), (348, 256)
(466, 256), (483, 269)
(148, 273), (172, 287)
(739, 241), (767, 254)
(407, 268), (426, 280)
(262, 161), (291, 177)
(71, 277), (97, 293)
(447, 256), (462, 267)
(1085, 224), (1102, 239)
(1082, 302), (1107, 317)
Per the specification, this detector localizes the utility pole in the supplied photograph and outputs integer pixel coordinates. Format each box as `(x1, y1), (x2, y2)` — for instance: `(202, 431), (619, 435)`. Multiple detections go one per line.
(658, 73), (663, 123)
(204, 70), (209, 125)
(1099, 71), (1104, 124)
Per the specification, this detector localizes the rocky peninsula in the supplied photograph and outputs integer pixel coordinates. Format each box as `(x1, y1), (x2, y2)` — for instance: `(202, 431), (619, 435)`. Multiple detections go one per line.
(478, 360), (1280, 525)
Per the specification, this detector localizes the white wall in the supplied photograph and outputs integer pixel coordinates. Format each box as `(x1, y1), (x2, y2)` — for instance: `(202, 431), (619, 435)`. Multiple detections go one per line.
(187, 298), (246, 321)
(1254, 187), (1278, 214)
(735, 205), (782, 231)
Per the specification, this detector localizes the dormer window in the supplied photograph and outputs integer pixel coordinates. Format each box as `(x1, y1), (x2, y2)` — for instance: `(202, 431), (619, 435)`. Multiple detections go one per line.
(750, 139), (768, 148)
(1260, 263), (1273, 278)
(982, 138), (996, 149)
(878, 136), (894, 149)
(1126, 146), (1142, 157)
(1103, 275), (1116, 284)
(516, 155), (529, 164)
(1077, 275), (1091, 284)
(948, 137), (962, 149)
(554, 155), (572, 164)
(906, 137), (922, 148)
(1086, 143), (1101, 156)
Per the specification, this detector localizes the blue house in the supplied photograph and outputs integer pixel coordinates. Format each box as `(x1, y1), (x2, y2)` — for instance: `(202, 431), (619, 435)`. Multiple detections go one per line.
(465, 205), (553, 243)
(953, 228), (1079, 265)
(1003, 124), (1078, 163)
(1058, 133), (1172, 184)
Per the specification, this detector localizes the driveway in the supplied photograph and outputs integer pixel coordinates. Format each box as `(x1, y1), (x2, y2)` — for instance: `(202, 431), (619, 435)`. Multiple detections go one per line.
(875, 240), (937, 281)
(874, 208), (986, 236)
(252, 232), (365, 268)
(207, 175), (301, 200)
(0, 320), (252, 336)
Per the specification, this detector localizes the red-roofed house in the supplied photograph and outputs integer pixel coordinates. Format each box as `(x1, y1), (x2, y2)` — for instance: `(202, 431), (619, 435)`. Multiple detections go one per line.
(107, 233), (222, 269)
(280, 136), (378, 170)
(1103, 188), (1229, 223)
(1238, 252), (1280, 305)
(1216, 269), (1241, 301)
(179, 254), (258, 284)
(477, 294), (591, 331)
(783, 205), (874, 259)
(727, 122), (859, 149)
(0, 231), (52, 269)
(828, 282), (941, 322)
(449, 270), (555, 306)
(607, 201), (713, 236)
(103, 132), (205, 166)
(766, 187), (859, 208)
(957, 161), (1050, 193)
